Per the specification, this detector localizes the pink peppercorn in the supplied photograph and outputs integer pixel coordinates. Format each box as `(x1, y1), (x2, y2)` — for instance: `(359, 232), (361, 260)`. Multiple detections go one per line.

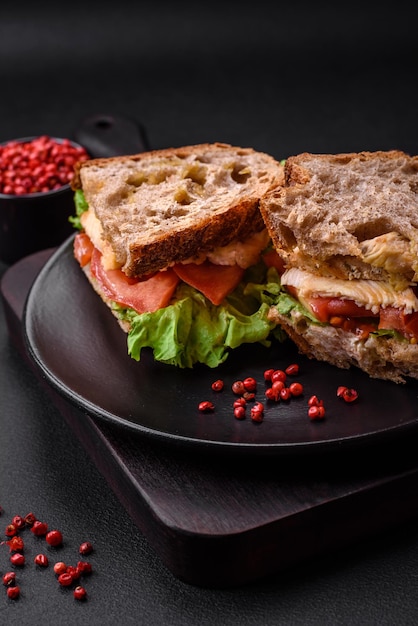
(58, 572), (73, 587)
(34, 553), (49, 567)
(53, 561), (67, 575)
(10, 552), (25, 566)
(11, 515), (25, 530)
(233, 406), (246, 420)
(211, 379), (224, 392)
(7, 585), (20, 599)
(0, 136), (89, 195)
(76, 560), (92, 575)
(45, 529), (63, 546)
(79, 541), (93, 556)
(31, 520), (48, 536)
(198, 401), (215, 413)
(243, 377), (257, 392)
(73, 585), (87, 601)
(2, 571), (16, 586)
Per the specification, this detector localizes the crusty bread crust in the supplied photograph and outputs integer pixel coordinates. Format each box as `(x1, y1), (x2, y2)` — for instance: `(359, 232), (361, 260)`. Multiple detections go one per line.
(268, 307), (418, 384)
(72, 143), (284, 277)
(260, 150), (418, 281)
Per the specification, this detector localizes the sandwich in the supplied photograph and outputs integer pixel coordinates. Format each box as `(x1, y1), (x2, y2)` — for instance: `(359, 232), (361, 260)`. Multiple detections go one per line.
(70, 142), (286, 368)
(259, 150), (418, 383)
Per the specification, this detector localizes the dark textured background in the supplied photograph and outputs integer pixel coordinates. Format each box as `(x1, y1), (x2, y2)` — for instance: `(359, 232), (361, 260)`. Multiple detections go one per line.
(1, 2), (418, 624)
(2, 2), (417, 157)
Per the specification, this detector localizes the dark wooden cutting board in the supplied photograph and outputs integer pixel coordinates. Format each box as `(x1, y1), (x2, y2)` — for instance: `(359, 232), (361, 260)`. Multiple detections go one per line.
(3, 250), (418, 588)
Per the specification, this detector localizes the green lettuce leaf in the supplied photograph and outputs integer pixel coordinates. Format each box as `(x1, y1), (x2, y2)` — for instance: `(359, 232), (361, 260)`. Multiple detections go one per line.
(112, 265), (287, 368)
(68, 189), (89, 230)
(370, 328), (406, 341)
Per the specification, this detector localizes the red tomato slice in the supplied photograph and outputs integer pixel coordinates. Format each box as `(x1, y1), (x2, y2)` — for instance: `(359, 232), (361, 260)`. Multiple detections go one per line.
(379, 307), (405, 333)
(173, 261), (245, 305)
(90, 248), (180, 314)
(404, 312), (418, 339)
(306, 296), (333, 322)
(379, 307), (418, 339)
(262, 249), (286, 275)
(74, 232), (94, 267)
(306, 296), (378, 323)
(326, 298), (378, 319)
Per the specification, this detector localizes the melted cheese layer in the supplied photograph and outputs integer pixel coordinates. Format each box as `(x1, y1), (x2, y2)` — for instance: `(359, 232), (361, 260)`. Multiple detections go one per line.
(80, 209), (118, 270)
(281, 267), (418, 314)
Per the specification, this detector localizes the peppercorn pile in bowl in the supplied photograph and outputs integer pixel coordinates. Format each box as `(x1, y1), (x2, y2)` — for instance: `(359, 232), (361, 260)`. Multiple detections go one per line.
(0, 135), (89, 265)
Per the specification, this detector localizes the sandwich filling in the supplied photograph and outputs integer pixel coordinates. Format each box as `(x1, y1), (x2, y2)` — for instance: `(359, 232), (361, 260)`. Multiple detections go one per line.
(71, 192), (285, 368)
(271, 263), (418, 343)
(74, 228), (270, 311)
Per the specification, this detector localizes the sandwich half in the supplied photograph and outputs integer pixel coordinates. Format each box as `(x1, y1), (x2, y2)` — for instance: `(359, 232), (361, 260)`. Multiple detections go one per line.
(70, 142), (286, 368)
(259, 150), (418, 383)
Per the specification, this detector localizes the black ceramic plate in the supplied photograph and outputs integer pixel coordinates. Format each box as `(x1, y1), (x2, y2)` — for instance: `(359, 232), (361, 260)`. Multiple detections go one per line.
(23, 236), (418, 455)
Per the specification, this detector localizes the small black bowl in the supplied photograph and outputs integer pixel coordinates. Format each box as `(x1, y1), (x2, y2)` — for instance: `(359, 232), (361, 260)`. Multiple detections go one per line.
(0, 136), (88, 265)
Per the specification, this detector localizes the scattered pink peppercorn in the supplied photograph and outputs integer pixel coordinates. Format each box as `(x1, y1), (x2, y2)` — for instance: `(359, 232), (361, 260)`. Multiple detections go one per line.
(45, 529), (63, 547)
(285, 363), (299, 376)
(79, 541), (93, 556)
(337, 386), (359, 403)
(271, 369), (287, 384)
(2, 571), (16, 586)
(265, 387), (277, 401)
(58, 572), (73, 587)
(308, 395), (323, 407)
(263, 368), (274, 381)
(211, 379), (224, 392)
(198, 401), (215, 413)
(289, 382), (304, 397)
(231, 380), (246, 395)
(53, 561), (67, 575)
(233, 405), (246, 420)
(308, 405), (326, 420)
(279, 387), (292, 401)
(5, 523), (17, 537)
(7, 585), (20, 600)
(66, 565), (81, 581)
(11, 515), (25, 530)
(6, 535), (24, 552)
(34, 553), (49, 567)
(73, 585), (87, 601)
(10, 552), (25, 566)
(76, 561), (92, 575)
(233, 397), (246, 408)
(250, 402), (264, 423)
(243, 377), (257, 392)
(24, 512), (36, 527)
(31, 520), (48, 536)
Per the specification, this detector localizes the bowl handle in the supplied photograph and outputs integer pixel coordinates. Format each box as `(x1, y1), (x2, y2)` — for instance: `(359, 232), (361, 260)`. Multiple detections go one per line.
(73, 113), (150, 158)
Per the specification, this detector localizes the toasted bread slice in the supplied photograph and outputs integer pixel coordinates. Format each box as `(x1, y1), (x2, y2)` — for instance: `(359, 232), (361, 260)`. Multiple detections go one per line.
(260, 150), (418, 285)
(261, 150), (418, 383)
(72, 142), (284, 277)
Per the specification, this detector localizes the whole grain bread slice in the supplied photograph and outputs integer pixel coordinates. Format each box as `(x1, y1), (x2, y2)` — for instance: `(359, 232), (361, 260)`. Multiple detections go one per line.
(72, 142), (284, 277)
(260, 150), (418, 283)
